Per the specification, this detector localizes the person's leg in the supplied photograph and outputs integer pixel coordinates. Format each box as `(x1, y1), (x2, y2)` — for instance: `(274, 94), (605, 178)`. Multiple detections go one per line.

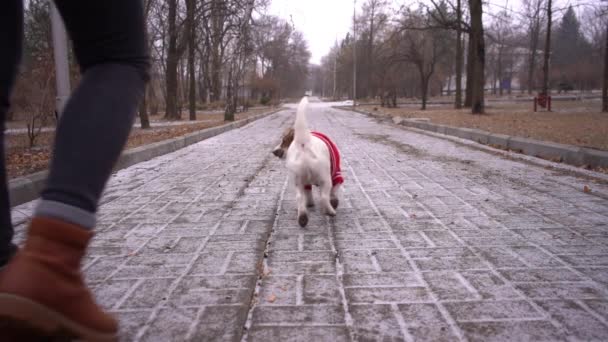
(34, 61), (147, 228)
(38, 0), (150, 227)
(0, 0), (149, 339)
(0, 0), (22, 268)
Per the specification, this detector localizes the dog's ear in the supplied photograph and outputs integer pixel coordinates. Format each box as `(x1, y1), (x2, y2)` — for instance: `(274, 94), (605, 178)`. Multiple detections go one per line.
(272, 148), (284, 158)
(271, 128), (293, 159)
(281, 128), (295, 149)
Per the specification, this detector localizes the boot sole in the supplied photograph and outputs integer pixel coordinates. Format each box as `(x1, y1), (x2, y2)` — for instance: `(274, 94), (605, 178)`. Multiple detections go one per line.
(0, 294), (117, 342)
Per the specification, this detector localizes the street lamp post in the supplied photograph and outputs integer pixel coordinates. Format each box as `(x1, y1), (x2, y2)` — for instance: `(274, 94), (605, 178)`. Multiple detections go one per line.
(50, 1), (71, 117)
(333, 38), (337, 100)
(352, 0), (357, 107)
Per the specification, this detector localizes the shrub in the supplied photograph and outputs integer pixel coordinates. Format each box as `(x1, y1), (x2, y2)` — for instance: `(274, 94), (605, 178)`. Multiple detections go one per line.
(260, 95), (271, 106)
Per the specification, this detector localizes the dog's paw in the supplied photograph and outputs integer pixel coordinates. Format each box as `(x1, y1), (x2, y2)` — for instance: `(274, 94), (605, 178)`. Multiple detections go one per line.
(298, 213), (309, 227)
(330, 198), (339, 209)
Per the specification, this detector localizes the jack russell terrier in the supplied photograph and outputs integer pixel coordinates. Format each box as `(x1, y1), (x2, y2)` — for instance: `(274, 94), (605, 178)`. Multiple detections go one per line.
(272, 97), (343, 227)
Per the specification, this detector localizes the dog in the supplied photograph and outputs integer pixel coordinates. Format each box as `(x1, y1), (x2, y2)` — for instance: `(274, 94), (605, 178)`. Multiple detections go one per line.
(272, 97), (343, 227)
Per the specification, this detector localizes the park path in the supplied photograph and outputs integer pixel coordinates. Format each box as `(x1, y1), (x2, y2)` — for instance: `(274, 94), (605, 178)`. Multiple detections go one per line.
(11, 100), (608, 341)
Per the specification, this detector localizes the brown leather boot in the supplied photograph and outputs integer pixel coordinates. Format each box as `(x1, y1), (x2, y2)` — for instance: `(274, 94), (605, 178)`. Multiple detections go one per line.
(0, 217), (117, 341)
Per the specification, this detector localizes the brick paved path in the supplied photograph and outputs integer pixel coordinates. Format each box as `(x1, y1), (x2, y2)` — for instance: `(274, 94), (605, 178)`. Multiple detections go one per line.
(11, 100), (608, 341)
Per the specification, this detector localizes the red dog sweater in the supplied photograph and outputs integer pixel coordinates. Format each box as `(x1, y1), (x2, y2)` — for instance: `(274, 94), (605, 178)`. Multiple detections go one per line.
(304, 132), (344, 190)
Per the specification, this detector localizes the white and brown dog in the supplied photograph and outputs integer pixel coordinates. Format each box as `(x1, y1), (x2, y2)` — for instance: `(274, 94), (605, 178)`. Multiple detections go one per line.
(272, 97), (343, 227)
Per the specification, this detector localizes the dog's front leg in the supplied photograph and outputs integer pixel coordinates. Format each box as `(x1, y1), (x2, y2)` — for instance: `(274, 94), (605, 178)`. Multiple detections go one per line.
(295, 184), (309, 227)
(330, 185), (340, 209)
(320, 182), (337, 216)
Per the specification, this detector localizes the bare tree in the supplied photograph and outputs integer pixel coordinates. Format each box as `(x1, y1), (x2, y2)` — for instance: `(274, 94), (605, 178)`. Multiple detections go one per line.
(165, 0), (180, 119)
(521, 0), (545, 95)
(210, 0), (226, 102)
(360, 0), (388, 99)
(138, 0), (157, 129)
(604, 17), (608, 112)
(396, 9), (451, 110)
(25, 66), (55, 148)
(487, 10), (515, 96)
(251, 15), (311, 100)
(455, 0), (463, 108)
(13, 0), (288, 138)
(224, 0), (255, 120)
(541, 0), (552, 96)
(586, 3), (608, 111)
(162, 0), (201, 120)
(10, 0), (57, 145)
(464, 31), (474, 107)
(186, 0), (197, 120)
(426, 0), (471, 108)
(402, 35), (437, 110)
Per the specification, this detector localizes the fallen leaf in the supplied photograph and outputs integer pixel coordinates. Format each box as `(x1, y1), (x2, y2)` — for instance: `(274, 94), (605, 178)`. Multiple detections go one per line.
(584, 185), (592, 193)
(267, 294), (277, 303)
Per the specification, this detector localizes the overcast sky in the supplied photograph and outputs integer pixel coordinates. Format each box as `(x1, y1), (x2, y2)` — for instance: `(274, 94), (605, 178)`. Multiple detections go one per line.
(268, 0), (359, 64)
(267, 0), (594, 65)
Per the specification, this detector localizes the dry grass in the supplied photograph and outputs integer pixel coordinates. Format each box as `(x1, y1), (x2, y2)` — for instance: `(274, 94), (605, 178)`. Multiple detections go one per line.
(361, 100), (608, 151)
(6, 107), (274, 179)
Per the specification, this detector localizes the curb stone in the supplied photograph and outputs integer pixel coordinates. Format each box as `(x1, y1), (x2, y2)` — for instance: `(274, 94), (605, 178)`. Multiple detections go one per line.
(356, 94), (601, 107)
(337, 106), (608, 180)
(9, 108), (285, 207)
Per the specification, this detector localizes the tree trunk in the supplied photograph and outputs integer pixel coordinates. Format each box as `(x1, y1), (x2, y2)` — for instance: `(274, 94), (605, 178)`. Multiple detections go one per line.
(527, 17), (540, 95)
(150, 81), (159, 115)
(179, 58), (186, 105)
(367, 5), (375, 99)
(211, 53), (221, 102)
(186, 0), (196, 120)
(138, 0), (153, 127)
(603, 20), (608, 112)
(497, 48), (503, 96)
(464, 33), (474, 107)
(198, 64), (206, 104)
(541, 0), (552, 96)
(165, 0), (180, 119)
(210, 0), (223, 102)
(527, 48), (537, 95)
(198, 53), (209, 104)
(224, 64), (235, 121)
(420, 76), (428, 110)
(455, 0), (463, 109)
(446, 74), (452, 96)
(139, 87), (151, 129)
(491, 54), (497, 95)
(469, 0), (485, 114)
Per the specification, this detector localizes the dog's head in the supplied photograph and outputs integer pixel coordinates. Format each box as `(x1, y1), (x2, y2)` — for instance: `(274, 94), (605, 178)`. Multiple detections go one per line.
(272, 128), (295, 159)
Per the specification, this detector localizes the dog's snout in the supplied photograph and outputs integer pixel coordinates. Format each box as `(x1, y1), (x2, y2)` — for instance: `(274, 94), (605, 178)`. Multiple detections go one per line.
(272, 148), (284, 158)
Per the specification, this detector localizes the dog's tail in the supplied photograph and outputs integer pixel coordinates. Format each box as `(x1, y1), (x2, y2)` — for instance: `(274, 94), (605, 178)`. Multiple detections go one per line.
(293, 97), (311, 147)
